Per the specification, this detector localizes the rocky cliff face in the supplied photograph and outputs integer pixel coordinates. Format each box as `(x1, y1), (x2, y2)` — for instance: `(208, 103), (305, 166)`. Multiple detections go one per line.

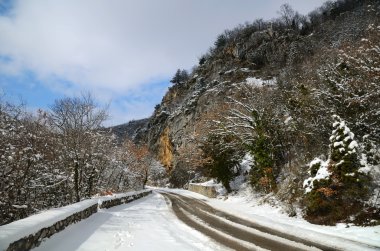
(139, 0), (378, 171)
(157, 127), (173, 170)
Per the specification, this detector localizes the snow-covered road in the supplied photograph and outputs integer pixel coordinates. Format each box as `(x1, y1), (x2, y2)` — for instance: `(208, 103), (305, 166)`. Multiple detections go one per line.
(34, 192), (223, 251)
(32, 189), (380, 251)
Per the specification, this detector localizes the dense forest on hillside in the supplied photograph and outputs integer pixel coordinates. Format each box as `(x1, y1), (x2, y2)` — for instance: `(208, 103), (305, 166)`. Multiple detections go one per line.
(142, 0), (380, 225)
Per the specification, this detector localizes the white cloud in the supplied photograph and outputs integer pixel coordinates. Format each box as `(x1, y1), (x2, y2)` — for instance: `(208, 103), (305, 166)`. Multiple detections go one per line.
(0, 0), (326, 125)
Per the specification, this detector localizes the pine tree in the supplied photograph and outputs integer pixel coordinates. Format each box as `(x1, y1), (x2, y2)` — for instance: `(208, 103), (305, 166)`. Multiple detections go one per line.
(329, 115), (360, 181)
(170, 69), (189, 85)
(249, 111), (276, 193)
(170, 69), (182, 84)
(201, 134), (242, 193)
(304, 115), (370, 224)
(329, 115), (369, 202)
(214, 34), (227, 48)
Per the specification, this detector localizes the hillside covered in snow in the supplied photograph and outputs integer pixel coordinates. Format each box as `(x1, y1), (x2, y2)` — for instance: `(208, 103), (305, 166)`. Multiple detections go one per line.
(136, 0), (380, 225)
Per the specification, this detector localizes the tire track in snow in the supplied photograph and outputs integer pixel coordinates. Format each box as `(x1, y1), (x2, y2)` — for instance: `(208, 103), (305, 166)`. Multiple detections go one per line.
(161, 192), (326, 251)
(163, 193), (257, 251)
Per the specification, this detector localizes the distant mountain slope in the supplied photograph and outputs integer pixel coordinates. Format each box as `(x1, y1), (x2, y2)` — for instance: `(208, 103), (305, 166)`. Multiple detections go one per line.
(109, 118), (149, 144)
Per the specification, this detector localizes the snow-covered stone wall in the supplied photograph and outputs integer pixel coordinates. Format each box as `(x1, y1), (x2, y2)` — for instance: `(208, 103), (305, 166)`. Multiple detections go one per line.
(99, 190), (152, 209)
(0, 190), (152, 251)
(5, 204), (98, 251)
(188, 183), (217, 198)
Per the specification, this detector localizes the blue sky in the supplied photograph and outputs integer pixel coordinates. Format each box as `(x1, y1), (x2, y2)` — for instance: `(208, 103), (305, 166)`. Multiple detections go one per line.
(0, 70), (59, 108)
(0, 0), (12, 15)
(0, 71), (169, 123)
(0, 0), (326, 126)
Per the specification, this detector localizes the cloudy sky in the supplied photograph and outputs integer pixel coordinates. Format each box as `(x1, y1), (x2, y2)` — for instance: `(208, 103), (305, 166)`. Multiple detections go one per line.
(0, 0), (326, 126)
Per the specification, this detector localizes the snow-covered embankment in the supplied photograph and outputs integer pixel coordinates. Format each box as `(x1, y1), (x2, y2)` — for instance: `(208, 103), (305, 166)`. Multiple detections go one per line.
(0, 190), (151, 251)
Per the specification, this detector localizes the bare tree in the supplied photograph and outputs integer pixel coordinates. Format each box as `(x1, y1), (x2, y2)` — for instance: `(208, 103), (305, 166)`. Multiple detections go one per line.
(277, 3), (299, 29)
(49, 93), (108, 202)
(0, 100), (70, 224)
(123, 140), (152, 189)
(278, 4), (294, 26)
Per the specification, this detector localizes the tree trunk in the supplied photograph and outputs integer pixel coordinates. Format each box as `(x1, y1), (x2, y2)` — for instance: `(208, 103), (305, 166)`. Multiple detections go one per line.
(87, 174), (93, 198)
(143, 168), (148, 189)
(223, 180), (232, 193)
(74, 162), (80, 202)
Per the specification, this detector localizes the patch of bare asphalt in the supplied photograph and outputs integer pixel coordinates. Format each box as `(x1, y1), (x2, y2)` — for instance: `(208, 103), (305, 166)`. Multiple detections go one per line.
(160, 192), (339, 251)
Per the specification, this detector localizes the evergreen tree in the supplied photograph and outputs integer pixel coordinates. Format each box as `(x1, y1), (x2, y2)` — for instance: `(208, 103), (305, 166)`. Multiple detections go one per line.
(329, 115), (369, 201)
(249, 111), (276, 193)
(201, 134), (242, 193)
(329, 115), (360, 181)
(214, 34), (227, 48)
(170, 69), (182, 84)
(304, 115), (370, 224)
(170, 69), (189, 85)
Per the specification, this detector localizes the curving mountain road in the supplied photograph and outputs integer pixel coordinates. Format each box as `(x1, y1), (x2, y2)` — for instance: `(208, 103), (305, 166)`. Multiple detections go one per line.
(160, 191), (325, 251)
(33, 190), (379, 251)
(34, 192), (224, 251)
(159, 191), (380, 251)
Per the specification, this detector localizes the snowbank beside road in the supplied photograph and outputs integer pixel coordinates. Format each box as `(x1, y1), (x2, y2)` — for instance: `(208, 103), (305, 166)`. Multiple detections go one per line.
(158, 187), (380, 250)
(0, 190), (151, 251)
(0, 199), (98, 251)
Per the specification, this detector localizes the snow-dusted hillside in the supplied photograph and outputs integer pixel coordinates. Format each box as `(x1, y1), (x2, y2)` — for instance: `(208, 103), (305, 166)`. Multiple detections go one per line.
(139, 0), (380, 226)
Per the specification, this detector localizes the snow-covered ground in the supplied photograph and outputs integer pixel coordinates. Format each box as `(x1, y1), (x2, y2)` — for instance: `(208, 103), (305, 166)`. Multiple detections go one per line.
(0, 190), (150, 251)
(2, 185), (379, 250)
(33, 192), (225, 251)
(159, 185), (380, 250)
(0, 199), (98, 251)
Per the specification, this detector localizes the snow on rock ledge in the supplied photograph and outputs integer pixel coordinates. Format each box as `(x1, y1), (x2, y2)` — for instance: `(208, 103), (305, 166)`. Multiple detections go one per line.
(0, 190), (152, 251)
